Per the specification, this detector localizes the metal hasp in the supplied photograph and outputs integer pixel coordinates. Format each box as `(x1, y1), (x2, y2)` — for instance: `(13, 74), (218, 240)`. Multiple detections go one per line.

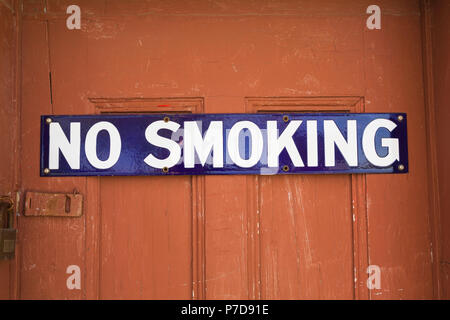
(24, 191), (83, 217)
(0, 196), (16, 260)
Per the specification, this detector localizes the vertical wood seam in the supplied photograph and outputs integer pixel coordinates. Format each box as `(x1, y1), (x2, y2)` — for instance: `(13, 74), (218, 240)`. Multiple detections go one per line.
(11, 0), (22, 300)
(44, 19), (53, 113)
(419, 0), (442, 300)
(354, 97), (370, 300)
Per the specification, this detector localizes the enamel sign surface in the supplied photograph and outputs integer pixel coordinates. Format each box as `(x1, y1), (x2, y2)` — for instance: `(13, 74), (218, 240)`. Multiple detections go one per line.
(40, 113), (408, 176)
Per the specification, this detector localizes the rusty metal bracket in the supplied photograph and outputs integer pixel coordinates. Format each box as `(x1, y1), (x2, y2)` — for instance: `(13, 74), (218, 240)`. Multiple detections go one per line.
(0, 195), (14, 228)
(0, 195), (16, 259)
(24, 191), (83, 217)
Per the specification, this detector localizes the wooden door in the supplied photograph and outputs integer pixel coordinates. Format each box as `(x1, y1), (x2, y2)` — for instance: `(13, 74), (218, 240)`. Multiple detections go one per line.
(15, 0), (437, 299)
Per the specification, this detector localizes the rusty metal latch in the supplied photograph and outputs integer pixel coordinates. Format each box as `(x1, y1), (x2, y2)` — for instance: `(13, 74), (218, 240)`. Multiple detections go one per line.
(0, 195), (16, 260)
(24, 191), (83, 217)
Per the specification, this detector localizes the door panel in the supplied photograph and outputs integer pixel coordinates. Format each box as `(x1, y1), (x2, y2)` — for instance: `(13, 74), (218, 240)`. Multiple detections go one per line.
(205, 175), (248, 299)
(246, 97), (365, 299)
(90, 98), (204, 299)
(259, 174), (353, 299)
(100, 176), (192, 299)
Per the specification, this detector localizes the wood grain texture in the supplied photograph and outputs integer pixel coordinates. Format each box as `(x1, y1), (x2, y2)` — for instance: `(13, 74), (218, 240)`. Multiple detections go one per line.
(0, 0), (18, 300)
(18, 18), (85, 300)
(12, 0), (440, 299)
(431, 0), (450, 300)
(363, 0), (434, 299)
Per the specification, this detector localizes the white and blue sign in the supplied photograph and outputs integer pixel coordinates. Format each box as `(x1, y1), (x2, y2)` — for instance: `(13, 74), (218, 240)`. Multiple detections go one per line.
(40, 113), (408, 176)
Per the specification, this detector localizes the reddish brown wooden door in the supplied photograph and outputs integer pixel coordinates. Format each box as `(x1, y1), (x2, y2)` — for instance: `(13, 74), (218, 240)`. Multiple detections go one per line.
(7, 0), (439, 299)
